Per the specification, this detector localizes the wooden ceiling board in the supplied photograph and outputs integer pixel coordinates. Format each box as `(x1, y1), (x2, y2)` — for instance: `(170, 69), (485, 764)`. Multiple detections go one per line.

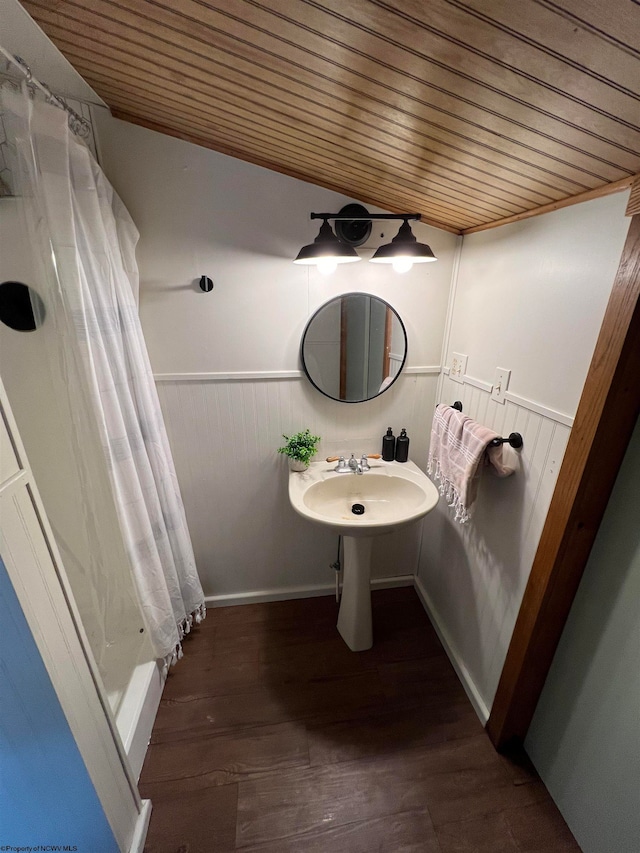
(223, 0), (636, 174)
(93, 73), (483, 224)
(33, 19), (541, 222)
(44, 19), (599, 200)
(54, 31), (566, 209)
(536, 0), (640, 54)
(31, 0), (636, 189)
(79, 52), (531, 216)
(126, 0), (625, 187)
(298, 0), (639, 149)
(85, 70), (496, 224)
(448, 0), (640, 96)
(21, 0), (640, 233)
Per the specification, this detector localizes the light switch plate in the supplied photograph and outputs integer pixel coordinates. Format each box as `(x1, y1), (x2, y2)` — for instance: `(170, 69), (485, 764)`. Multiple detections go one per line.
(492, 367), (511, 403)
(450, 352), (468, 384)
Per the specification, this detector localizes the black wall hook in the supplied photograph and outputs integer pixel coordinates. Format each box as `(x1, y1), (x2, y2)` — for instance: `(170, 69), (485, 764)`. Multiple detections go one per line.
(199, 275), (214, 292)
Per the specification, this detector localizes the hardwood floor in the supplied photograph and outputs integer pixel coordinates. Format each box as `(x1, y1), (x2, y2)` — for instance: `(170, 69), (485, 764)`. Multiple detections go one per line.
(140, 588), (580, 852)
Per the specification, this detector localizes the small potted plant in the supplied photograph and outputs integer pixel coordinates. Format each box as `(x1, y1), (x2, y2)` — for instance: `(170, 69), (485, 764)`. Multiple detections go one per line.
(278, 429), (321, 472)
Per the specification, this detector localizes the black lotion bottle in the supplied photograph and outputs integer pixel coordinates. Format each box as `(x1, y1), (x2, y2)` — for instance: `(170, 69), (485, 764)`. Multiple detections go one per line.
(395, 428), (409, 462)
(382, 427), (395, 461)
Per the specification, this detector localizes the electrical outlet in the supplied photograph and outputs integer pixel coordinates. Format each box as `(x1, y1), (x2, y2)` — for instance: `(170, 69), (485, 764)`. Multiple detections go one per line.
(450, 352), (468, 384)
(492, 367), (511, 403)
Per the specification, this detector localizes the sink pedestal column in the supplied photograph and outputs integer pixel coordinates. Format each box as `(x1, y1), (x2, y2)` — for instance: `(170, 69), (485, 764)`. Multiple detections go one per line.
(337, 536), (373, 651)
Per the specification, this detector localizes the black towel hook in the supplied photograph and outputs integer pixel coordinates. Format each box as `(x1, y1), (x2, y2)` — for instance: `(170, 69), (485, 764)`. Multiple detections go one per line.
(449, 402), (523, 450)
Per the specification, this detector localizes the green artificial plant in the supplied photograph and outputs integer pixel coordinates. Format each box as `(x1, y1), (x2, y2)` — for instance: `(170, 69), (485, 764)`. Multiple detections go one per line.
(277, 429), (321, 466)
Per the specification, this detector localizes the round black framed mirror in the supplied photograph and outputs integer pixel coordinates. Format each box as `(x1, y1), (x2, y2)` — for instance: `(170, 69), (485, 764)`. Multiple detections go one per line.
(301, 293), (407, 403)
(0, 281), (46, 331)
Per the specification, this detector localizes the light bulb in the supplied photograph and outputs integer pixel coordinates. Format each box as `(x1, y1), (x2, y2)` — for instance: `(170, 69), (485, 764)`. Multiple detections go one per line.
(392, 257), (414, 274)
(317, 257), (338, 276)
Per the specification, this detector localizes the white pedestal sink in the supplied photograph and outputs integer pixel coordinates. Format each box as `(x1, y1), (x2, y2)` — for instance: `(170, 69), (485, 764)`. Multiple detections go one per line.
(288, 459), (439, 650)
(336, 536), (374, 650)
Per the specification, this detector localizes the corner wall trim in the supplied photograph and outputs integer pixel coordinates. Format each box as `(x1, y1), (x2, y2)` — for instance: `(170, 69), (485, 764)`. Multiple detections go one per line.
(414, 575), (490, 725)
(204, 575), (414, 608)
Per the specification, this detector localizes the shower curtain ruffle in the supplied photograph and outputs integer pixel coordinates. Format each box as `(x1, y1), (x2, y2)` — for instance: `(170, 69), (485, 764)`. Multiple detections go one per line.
(1, 81), (206, 663)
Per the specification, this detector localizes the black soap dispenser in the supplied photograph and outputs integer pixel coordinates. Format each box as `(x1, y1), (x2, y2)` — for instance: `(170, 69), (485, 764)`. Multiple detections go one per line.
(395, 428), (409, 462)
(382, 427), (395, 461)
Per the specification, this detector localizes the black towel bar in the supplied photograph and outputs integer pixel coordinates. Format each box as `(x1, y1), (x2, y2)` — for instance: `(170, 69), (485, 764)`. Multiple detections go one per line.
(449, 401), (524, 450)
(488, 433), (524, 449)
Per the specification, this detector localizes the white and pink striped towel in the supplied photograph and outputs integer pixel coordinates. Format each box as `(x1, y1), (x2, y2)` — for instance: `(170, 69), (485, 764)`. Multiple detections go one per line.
(427, 404), (519, 523)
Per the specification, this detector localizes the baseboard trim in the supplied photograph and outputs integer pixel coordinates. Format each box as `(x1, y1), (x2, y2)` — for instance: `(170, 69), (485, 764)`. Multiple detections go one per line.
(204, 575), (414, 608)
(129, 799), (152, 853)
(414, 575), (490, 725)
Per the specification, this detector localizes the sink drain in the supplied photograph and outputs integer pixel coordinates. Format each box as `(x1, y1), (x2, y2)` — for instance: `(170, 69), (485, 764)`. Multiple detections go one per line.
(351, 503), (365, 515)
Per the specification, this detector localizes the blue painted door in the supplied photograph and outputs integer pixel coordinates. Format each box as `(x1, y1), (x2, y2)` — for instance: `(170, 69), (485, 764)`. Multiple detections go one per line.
(0, 556), (119, 851)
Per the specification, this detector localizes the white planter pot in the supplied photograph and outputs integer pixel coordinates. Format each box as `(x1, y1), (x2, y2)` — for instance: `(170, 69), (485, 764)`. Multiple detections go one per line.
(288, 458), (309, 472)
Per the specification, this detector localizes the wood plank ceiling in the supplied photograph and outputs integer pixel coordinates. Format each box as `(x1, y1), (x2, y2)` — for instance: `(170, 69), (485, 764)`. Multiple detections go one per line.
(21, 0), (640, 234)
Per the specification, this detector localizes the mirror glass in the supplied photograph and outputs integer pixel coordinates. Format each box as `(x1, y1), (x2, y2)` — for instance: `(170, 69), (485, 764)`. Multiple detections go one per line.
(301, 293), (407, 403)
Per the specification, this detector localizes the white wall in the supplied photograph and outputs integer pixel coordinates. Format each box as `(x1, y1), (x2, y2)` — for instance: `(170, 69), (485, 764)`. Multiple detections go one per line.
(418, 193), (630, 717)
(445, 194), (630, 415)
(93, 113), (452, 375)
(93, 111), (458, 599)
(525, 417), (640, 853)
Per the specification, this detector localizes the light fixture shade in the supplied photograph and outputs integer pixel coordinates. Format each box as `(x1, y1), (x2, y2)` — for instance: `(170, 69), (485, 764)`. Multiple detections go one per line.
(294, 220), (361, 265)
(369, 220), (437, 264)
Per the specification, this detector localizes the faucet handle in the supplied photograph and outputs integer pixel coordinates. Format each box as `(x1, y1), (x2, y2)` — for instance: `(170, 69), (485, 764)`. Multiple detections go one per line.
(360, 454), (371, 470)
(333, 456), (348, 472)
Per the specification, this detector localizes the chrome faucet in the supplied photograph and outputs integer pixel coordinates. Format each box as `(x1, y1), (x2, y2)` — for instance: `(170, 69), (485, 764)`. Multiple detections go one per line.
(330, 454), (372, 473)
(348, 454), (362, 474)
(348, 454), (371, 474)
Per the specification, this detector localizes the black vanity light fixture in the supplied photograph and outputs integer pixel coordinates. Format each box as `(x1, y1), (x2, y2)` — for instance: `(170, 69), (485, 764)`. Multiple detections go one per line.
(294, 204), (437, 275)
(369, 218), (437, 273)
(293, 218), (361, 276)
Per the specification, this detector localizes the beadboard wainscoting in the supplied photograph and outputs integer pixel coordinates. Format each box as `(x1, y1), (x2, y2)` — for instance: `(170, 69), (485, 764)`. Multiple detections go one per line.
(417, 374), (571, 721)
(156, 370), (439, 601)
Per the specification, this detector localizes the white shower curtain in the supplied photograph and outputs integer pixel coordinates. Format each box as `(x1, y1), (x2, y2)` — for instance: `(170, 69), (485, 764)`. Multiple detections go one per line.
(1, 82), (205, 663)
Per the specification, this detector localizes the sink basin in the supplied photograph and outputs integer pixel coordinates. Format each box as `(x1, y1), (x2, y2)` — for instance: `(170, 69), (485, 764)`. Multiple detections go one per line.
(289, 459), (439, 537)
(288, 460), (439, 652)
